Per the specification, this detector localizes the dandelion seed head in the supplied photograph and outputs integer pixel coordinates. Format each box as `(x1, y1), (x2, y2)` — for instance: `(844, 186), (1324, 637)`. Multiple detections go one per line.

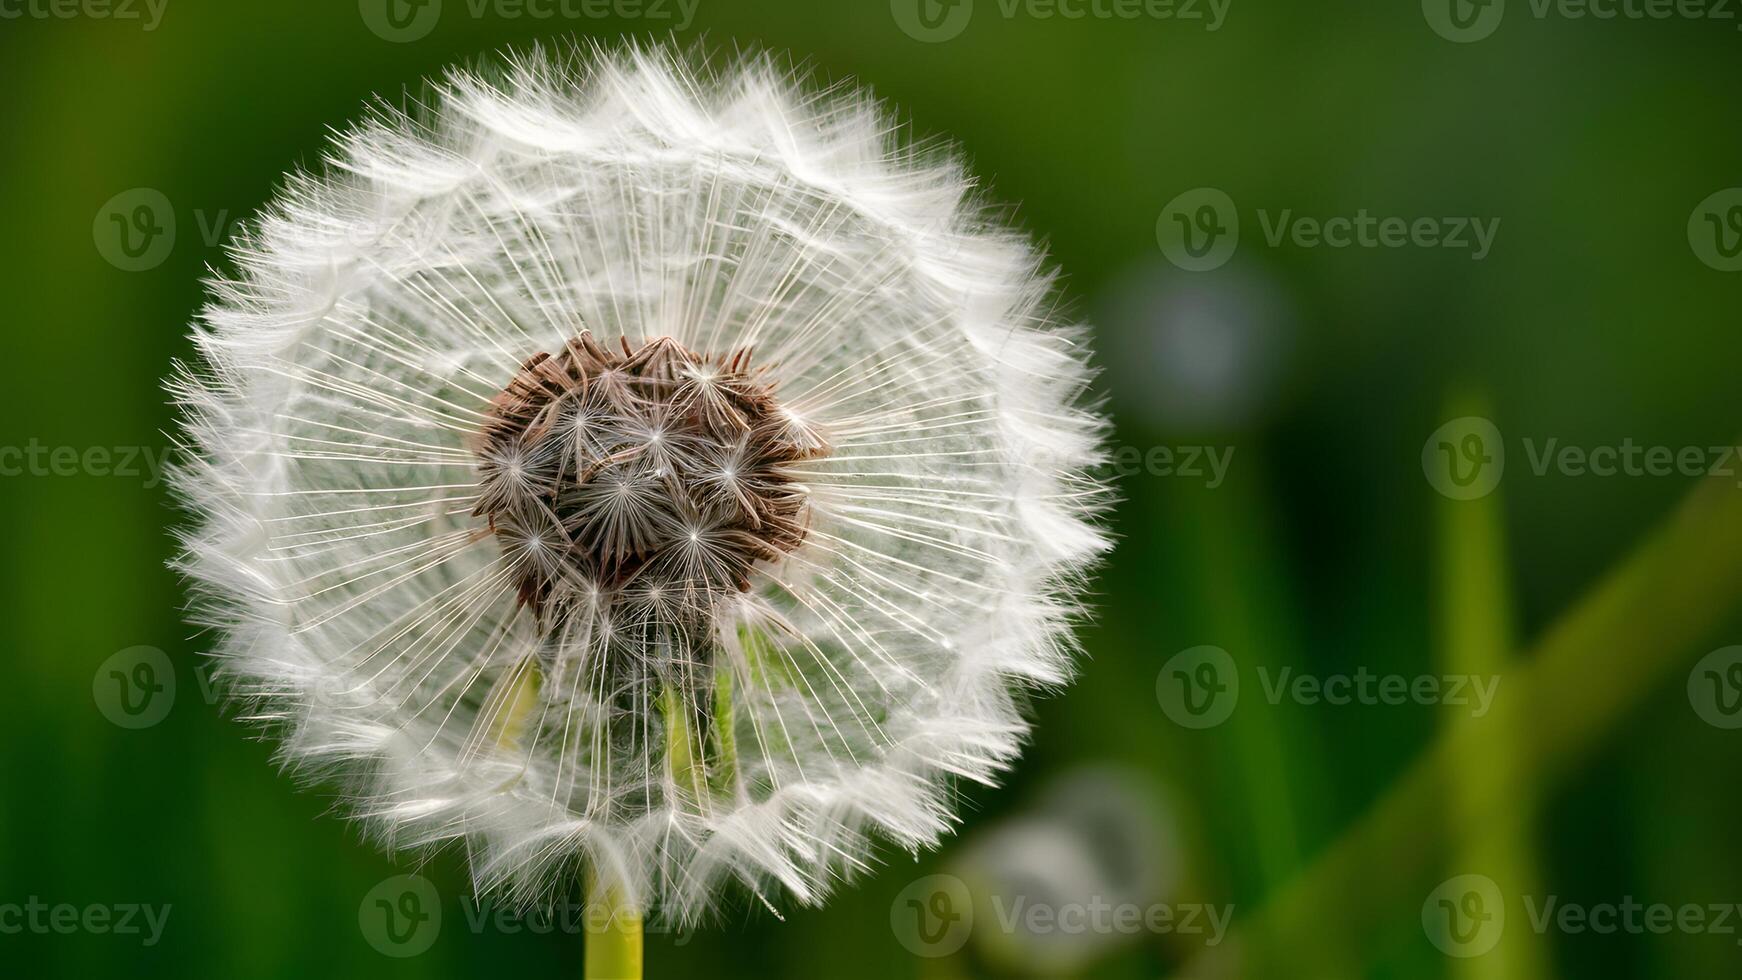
(168, 41), (1112, 925)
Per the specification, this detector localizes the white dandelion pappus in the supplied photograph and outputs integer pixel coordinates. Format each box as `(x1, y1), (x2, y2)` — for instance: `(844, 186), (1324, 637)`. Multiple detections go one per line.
(168, 43), (1111, 925)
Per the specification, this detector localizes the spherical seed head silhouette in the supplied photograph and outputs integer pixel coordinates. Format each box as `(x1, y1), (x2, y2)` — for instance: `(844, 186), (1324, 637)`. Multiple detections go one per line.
(168, 42), (1111, 924)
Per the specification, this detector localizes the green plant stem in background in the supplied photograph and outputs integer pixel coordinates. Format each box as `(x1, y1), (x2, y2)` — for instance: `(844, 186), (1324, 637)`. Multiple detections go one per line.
(662, 683), (707, 804)
(1175, 455), (1742, 978)
(710, 660), (739, 797)
(489, 657), (543, 752)
(1435, 393), (1552, 980)
(1173, 460), (1356, 976)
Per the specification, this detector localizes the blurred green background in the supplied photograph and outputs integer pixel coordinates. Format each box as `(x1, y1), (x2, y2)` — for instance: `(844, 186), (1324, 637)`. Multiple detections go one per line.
(4, 0), (1742, 977)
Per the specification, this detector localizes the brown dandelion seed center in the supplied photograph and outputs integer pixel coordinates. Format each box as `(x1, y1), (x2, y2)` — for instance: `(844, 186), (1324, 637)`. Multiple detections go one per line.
(473, 332), (827, 620)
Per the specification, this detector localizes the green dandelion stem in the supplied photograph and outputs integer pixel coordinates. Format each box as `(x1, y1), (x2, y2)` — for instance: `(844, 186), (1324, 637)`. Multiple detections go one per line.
(585, 868), (643, 980)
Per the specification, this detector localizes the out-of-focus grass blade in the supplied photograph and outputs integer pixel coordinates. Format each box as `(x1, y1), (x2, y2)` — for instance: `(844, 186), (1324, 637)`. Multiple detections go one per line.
(1175, 433), (1742, 978)
(1163, 455), (1356, 977)
(1434, 393), (1553, 980)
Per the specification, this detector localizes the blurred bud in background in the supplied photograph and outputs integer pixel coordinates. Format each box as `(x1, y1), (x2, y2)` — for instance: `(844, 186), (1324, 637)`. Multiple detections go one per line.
(950, 766), (1181, 977)
(1097, 258), (1296, 435)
